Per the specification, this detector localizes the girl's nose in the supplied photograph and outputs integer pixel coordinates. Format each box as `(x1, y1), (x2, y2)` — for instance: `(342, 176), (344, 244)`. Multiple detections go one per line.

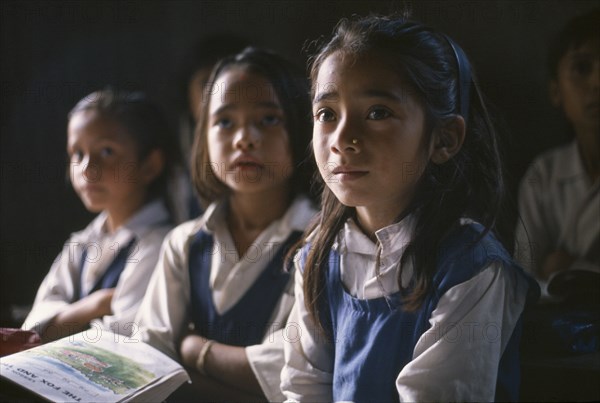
(233, 125), (261, 150)
(331, 117), (360, 154)
(82, 156), (102, 182)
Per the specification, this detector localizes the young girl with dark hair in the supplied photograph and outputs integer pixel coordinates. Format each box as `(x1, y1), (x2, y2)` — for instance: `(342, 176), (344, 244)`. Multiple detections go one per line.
(136, 47), (316, 401)
(171, 34), (250, 222)
(515, 8), (599, 297)
(22, 89), (179, 342)
(281, 15), (539, 402)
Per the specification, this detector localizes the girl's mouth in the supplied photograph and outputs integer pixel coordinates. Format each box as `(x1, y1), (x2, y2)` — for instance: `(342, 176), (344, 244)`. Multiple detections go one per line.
(231, 161), (265, 170)
(331, 166), (369, 181)
(231, 155), (265, 170)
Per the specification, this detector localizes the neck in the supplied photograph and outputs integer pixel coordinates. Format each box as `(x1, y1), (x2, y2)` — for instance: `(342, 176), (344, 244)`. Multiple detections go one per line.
(105, 195), (148, 233)
(227, 186), (292, 233)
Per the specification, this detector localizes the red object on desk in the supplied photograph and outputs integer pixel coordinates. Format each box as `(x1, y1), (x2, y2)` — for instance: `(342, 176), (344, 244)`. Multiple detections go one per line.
(0, 328), (41, 357)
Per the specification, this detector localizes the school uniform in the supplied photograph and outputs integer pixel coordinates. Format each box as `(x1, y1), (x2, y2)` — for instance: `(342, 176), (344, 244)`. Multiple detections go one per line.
(515, 141), (600, 295)
(281, 216), (538, 402)
(136, 196), (316, 403)
(22, 199), (172, 337)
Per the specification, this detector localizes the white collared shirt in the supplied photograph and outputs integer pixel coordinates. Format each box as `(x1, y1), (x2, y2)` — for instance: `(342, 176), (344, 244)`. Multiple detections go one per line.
(336, 217), (415, 299)
(281, 217), (530, 402)
(136, 195), (316, 402)
(515, 141), (600, 295)
(22, 199), (172, 337)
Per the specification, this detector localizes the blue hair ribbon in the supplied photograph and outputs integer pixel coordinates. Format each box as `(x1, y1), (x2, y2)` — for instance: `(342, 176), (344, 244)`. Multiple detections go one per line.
(443, 35), (472, 122)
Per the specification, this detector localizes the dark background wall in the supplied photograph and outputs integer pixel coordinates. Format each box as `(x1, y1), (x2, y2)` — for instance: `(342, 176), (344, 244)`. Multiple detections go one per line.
(1, 0), (598, 326)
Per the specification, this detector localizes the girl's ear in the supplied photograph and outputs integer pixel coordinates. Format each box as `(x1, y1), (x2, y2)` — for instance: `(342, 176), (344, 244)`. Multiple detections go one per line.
(141, 149), (165, 184)
(430, 116), (466, 164)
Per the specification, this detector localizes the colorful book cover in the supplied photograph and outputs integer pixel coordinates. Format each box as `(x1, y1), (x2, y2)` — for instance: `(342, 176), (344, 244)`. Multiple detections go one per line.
(0, 330), (189, 402)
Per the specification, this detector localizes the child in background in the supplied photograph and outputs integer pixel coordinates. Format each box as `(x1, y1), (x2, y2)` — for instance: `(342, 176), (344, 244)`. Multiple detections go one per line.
(22, 89), (179, 342)
(176, 33), (250, 156)
(514, 8), (599, 294)
(281, 15), (539, 402)
(136, 47), (316, 401)
(171, 34), (249, 222)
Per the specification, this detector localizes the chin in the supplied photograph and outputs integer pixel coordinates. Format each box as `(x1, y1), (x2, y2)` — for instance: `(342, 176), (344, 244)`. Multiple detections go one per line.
(332, 194), (365, 209)
(84, 205), (105, 214)
(79, 198), (105, 213)
(229, 178), (290, 195)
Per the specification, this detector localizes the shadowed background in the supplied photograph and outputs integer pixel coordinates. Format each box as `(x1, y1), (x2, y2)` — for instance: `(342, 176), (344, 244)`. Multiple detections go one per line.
(1, 0), (598, 326)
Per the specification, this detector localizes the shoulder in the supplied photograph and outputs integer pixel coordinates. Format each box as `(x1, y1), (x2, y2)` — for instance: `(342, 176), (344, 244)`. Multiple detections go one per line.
(435, 222), (540, 301)
(521, 142), (576, 187)
(295, 224), (326, 266)
(67, 213), (106, 244)
(435, 223), (511, 284)
(137, 219), (172, 241)
(161, 217), (206, 251)
(297, 241), (312, 270)
(442, 222), (509, 259)
(286, 195), (319, 232)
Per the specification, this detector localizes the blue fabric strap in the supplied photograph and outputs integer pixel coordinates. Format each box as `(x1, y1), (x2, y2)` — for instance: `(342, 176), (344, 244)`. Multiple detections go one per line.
(188, 230), (302, 346)
(78, 238), (137, 299)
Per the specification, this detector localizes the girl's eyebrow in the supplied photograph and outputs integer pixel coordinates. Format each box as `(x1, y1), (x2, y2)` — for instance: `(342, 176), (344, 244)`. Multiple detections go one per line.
(211, 104), (235, 115)
(362, 89), (405, 102)
(253, 101), (282, 110)
(211, 101), (282, 115)
(568, 51), (597, 60)
(313, 91), (338, 104)
(313, 88), (405, 104)
(66, 137), (111, 154)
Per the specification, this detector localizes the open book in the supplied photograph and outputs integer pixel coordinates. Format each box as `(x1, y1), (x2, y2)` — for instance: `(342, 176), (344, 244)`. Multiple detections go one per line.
(0, 329), (189, 402)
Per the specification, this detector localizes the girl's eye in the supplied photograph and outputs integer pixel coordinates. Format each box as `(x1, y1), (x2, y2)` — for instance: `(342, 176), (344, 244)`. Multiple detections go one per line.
(215, 118), (233, 129)
(367, 107), (392, 120)
(314, 108), (336, 122)
(571, 60), (592, 76)
(261, 115), (282, 126)
(100, 147), (114, 157)
(71, 150), (83, 162)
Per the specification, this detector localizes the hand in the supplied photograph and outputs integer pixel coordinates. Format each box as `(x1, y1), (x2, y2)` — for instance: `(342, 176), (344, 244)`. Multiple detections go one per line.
(84, 288), (115, 318)
(179, 333), (210, 369)
(0, 329), (42, 357)
(541, 249), (575, 280)
(42, 288), (116, 342)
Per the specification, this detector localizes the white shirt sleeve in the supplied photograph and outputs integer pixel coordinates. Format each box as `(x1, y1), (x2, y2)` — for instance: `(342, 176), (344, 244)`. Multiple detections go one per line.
(281, 267), (334, 403)
(136, 223), (193, 359)
(21, 238), (82, 332)
(396, 262), (529, 402)
(514, 161), (554, 277)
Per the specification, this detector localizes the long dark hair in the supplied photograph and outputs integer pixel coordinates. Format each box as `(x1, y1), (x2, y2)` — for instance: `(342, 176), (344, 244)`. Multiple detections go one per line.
(303, 15), (505, 330)
(69, 88), (180, 219)
(191, 47), (313, 206)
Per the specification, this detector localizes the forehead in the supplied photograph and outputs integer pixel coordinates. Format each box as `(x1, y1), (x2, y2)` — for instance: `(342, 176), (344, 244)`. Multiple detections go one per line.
(68, 110), (132, 146)
(313, 51), (411, 101)
(209, 67), (281, 112)
(563, 39), (600, 60)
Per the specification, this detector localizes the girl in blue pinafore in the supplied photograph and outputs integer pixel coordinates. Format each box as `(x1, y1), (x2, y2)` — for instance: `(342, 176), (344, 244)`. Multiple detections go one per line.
(136, 48), (316, 402)
(281, 15), (540, 402)
(22, 89), (179, 342)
